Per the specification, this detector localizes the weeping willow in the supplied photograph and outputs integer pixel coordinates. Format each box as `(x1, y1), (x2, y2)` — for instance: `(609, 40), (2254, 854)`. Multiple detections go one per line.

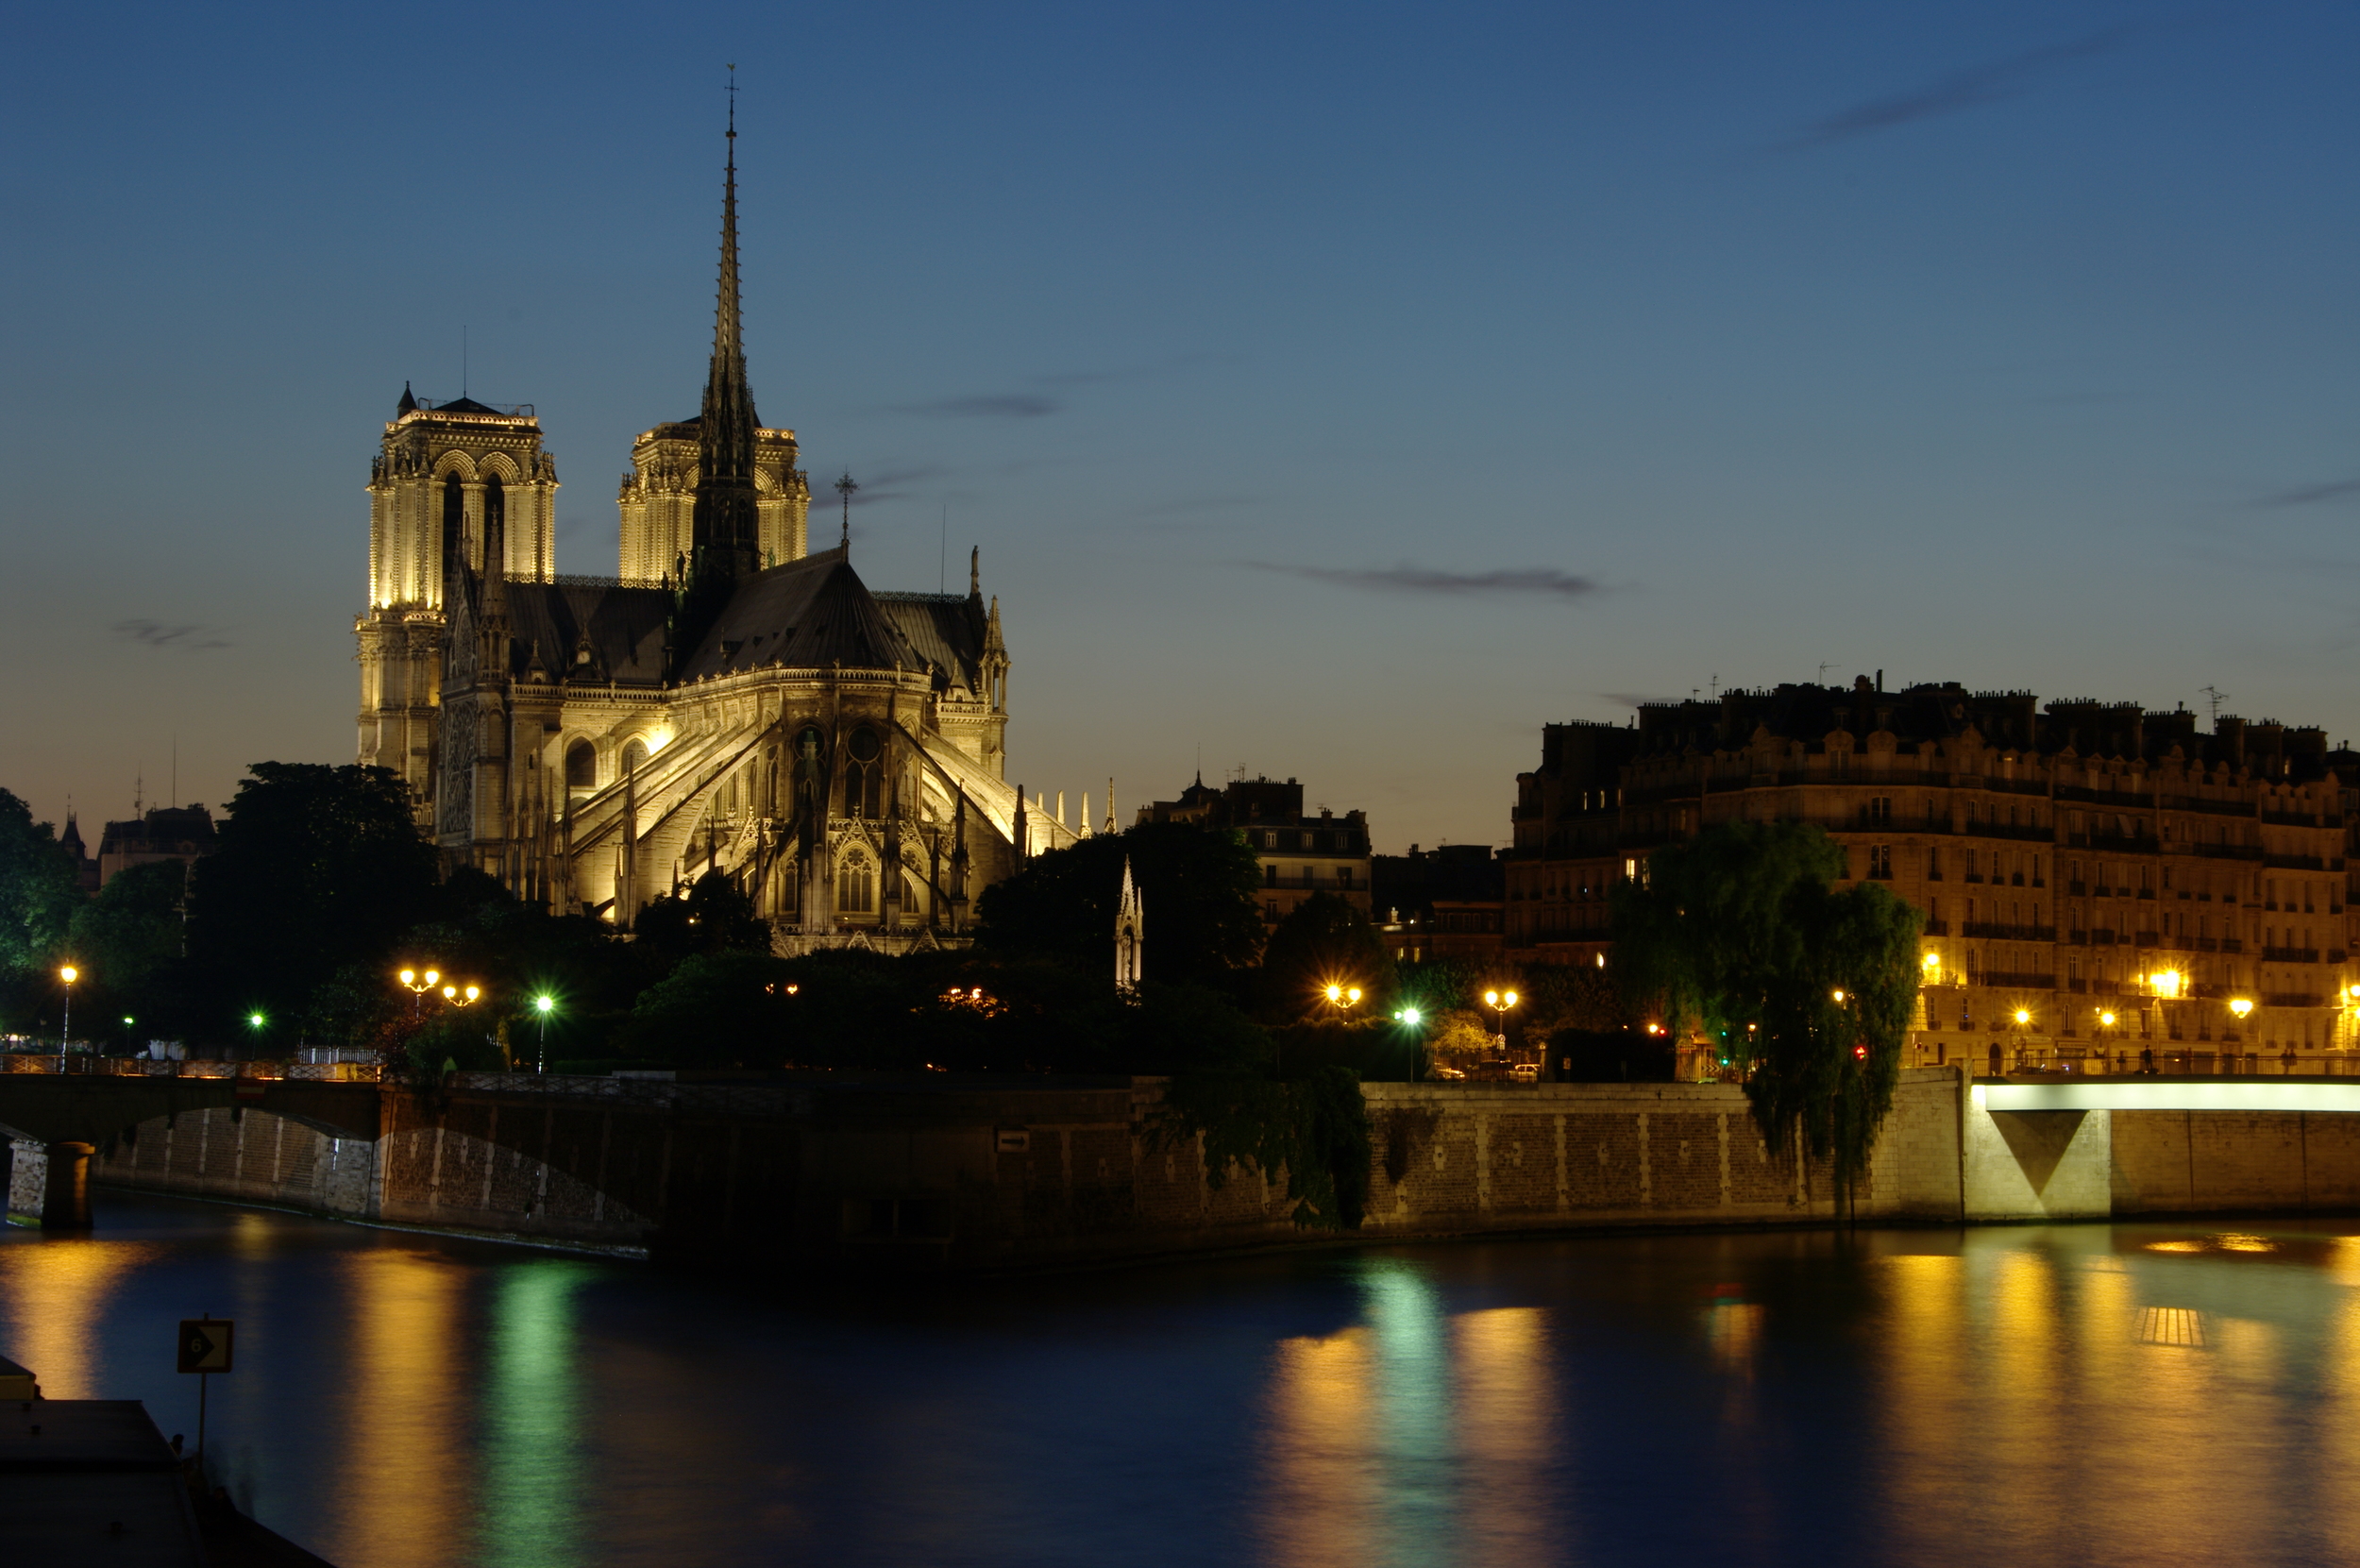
(1613, 820), (1922, 1211)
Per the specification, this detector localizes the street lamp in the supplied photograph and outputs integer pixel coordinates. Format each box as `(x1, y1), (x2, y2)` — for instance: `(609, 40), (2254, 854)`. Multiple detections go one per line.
(442, 984), (481, 1007)
(1482, 987), (1519, 1055)
(57, 964), (78, 1070)
(532, 993), (555, 1074)
(1322, 983), (1363, 1009)
(398, 968), (441, 1018)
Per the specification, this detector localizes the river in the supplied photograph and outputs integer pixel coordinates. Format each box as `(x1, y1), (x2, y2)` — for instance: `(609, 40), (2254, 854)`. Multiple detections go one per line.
(4, 1194), (2358, 1566)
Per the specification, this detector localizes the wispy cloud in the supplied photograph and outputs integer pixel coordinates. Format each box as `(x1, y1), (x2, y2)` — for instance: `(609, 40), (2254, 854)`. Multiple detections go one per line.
(1244, 562), (1603, 599)
(886, 394), (1060, 419)
(1599, 692), (1676, 710)
(115, 619), (231, 653)
(2252, 477), (2360, 509)
(882, 355), (1241, 421)
(1785, 26), (2135, 148)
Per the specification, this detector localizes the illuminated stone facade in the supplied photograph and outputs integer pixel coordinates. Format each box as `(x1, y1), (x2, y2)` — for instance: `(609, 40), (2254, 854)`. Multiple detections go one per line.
(617, 420), (808, 581)
(1509, 679), (2360, 1065)
(354, 117), (1072, 948)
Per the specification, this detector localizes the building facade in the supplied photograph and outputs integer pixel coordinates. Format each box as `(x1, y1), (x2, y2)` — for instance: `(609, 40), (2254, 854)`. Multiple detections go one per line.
(1138, 774), (1374, 927)
(353, 111), (1084, 949)
(1373, 843), (1505, 965)
(93, 806), (216, 890)
(1509, 678), (2360, 1064)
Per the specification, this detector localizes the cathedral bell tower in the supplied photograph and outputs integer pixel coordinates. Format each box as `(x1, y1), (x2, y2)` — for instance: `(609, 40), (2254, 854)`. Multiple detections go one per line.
(356, 389), (556, 827)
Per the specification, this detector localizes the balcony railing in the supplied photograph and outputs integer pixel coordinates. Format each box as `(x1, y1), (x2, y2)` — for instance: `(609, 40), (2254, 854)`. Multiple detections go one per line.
(2261, 947), (2321, 964)
(1962, 922), (2058, 941)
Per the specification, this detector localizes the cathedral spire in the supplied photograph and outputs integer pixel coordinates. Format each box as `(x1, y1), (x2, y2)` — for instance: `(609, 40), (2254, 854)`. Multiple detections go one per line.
(690, 64), (762, 580)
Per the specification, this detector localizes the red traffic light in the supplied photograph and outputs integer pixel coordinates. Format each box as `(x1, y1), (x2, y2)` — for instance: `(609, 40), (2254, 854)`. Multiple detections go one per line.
(1852, 1044), (1867, 1060)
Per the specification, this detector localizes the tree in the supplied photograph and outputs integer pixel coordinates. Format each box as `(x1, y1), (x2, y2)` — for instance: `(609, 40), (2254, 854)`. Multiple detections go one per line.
(65, 861), (190, 1041)
(631, 870), (773, 974)
(1257, 891), (1395, 1021)
(974, 820), (1263, 986)
(0, 788), (86, 1033)
(1613, 820), (1921, 1205)
(184, 764), (441, 1038)
(0, 788), (80, 972)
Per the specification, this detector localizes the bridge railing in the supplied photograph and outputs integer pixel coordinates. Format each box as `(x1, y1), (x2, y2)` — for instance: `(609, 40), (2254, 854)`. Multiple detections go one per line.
(1964, 1047), (2360, 1079)
(0, 1054), (382, 1083)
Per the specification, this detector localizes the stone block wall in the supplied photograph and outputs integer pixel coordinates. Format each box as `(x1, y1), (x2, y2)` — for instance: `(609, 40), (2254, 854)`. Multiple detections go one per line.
(8, 1137), (47, 1219)
(86, 1106), (378, 1220)
(1360, 1071), (1968, 1238)
(2110, 1110), (2360, 1214)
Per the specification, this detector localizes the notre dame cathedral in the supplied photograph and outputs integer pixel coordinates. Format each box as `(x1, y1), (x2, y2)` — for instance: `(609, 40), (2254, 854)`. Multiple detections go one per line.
(353, 108), (1081, 950)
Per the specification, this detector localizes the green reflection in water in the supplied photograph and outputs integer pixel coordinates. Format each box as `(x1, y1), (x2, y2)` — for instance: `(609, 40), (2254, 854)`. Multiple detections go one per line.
(1361, 1259), (1458, 1567)
(475, 1262), (589, 1568)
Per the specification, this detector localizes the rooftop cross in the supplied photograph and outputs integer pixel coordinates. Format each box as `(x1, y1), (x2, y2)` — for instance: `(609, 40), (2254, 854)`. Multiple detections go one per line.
(834, 472), (858, 546)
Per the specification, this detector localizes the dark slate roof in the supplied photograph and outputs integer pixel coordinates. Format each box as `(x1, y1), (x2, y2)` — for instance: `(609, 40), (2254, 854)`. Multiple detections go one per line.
(676, 546), (926, 682)
(505, 581), (673, 683)
(874, 591), (986, 693)
(431, 395), (505, 415)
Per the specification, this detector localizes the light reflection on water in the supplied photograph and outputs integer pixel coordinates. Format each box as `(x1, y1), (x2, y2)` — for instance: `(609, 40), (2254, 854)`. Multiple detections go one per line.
(6, 1201), (2360, 1566)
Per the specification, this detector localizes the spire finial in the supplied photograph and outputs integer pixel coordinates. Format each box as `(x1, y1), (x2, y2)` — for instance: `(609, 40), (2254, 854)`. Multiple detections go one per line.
(834, 472), (858, 547)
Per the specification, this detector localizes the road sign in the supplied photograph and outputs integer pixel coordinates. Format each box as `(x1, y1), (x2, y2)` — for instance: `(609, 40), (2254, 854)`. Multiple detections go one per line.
(177, 1319), (233, 1374)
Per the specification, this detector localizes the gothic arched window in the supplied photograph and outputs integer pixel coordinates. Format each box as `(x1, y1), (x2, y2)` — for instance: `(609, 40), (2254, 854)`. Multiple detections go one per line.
(483, 474), (504, 561)
(442, 472), (464, 568)
(840, 851), (875, 914)
(845, 728), (883, 818)
(622, 738), (649, 778)
(565, 741), (596, 790)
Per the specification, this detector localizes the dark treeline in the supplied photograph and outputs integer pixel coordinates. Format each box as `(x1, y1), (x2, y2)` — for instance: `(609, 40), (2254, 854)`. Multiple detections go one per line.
(1, 768), (1921, 1221)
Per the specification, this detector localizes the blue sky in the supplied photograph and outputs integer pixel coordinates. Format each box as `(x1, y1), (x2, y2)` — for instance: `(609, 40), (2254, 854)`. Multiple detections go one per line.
(3, 2), (2352, 851)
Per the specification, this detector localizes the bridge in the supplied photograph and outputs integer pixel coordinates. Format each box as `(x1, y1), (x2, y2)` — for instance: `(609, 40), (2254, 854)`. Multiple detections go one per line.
(0, 1068), (382, 1229)
(1979, 1076), (2360, 1114)
(1967, 1073), (2360, 1222)
(8, 1064), (2359, 1257)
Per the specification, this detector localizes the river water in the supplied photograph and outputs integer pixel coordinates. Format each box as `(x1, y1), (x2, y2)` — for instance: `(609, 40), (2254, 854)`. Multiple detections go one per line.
(5, 1195), (2358, 1567)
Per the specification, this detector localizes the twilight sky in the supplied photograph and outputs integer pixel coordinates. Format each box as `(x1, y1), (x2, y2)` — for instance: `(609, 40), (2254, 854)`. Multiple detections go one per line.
(3, 2), (2353, 852)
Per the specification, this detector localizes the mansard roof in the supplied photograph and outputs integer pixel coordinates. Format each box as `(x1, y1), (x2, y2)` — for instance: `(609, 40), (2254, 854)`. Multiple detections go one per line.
(505, 580), (673, 683)
(675, 545), (925, 681)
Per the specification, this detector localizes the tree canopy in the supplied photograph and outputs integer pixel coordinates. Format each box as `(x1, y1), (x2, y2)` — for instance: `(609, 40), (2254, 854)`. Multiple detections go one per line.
(1257, 891), (1395, 1020)
(185, 763), (442, 1033)
(1612, 820), (1921, 1191)
(973, 819), (1263, 986)
(0, 789), (86, 1032)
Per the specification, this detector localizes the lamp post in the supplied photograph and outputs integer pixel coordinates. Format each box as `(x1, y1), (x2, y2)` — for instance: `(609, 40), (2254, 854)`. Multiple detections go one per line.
(398, 968), (441, 1019)
(57, 965), (77, 1071)
(2229, 996), (2253, 1049)
(1391, 1004), (1424, 1081)
(1482, 987), (1519, 1059)
(532, 994), (555, 1074)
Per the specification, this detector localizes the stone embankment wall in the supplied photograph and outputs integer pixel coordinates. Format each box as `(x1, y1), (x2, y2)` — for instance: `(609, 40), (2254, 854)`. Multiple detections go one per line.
(1360, 1071), (1966, 1235)
(30, 1069), (2360, 1262)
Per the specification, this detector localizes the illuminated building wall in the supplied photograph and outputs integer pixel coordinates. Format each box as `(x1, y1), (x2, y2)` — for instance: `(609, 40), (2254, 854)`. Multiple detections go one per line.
(1508, 680), (2359, 1061)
